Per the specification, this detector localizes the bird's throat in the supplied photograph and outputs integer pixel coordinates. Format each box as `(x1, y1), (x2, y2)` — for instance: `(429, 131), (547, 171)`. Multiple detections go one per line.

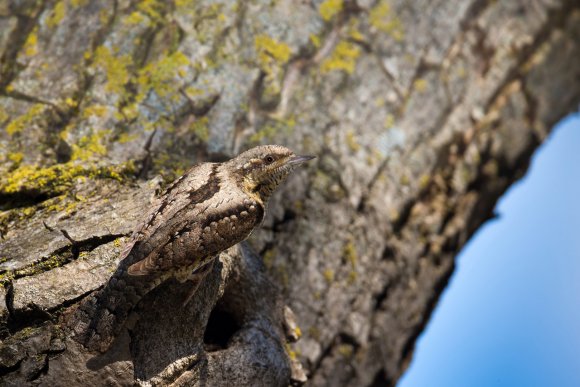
(243, 177), (266, 205)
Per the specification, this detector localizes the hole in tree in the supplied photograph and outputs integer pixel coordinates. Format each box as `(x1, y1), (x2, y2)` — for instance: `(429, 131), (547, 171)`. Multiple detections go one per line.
(369, 368), (393, 387)
(203, 307), (240, 352)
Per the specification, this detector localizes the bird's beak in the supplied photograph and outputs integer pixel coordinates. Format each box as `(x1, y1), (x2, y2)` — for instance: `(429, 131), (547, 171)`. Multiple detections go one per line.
(288, 155), (316, 166)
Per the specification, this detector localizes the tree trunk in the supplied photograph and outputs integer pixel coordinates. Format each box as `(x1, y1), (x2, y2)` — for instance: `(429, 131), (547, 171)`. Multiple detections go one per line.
(0, 0), (578, 385)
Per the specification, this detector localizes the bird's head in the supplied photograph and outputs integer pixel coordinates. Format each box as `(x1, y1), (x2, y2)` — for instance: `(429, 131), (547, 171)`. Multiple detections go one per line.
(230, 145), (315, 203)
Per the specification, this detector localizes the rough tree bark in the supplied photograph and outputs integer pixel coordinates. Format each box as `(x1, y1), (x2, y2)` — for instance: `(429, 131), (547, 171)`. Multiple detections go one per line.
(0, 0), (579, 386)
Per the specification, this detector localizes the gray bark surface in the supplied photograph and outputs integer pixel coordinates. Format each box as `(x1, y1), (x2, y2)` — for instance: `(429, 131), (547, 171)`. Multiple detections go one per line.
(0, 0), (579, 386)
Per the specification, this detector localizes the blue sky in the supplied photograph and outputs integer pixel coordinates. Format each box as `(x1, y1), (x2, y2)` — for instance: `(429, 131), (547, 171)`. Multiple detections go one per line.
(399, 113), (580, 387)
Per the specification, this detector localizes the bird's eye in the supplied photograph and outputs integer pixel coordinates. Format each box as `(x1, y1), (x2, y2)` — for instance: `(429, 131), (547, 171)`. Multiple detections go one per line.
(265, 155), (274, 163)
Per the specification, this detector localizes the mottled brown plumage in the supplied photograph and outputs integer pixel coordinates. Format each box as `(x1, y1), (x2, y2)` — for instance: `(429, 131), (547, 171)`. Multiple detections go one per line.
(73, 145), (314, 352)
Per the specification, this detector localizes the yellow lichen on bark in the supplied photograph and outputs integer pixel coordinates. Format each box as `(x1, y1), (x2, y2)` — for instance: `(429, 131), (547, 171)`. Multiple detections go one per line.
(319, 0), (343, 21)
(321, 41), (360, 74)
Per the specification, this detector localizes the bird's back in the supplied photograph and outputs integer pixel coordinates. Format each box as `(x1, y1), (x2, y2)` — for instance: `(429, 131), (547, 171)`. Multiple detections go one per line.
(126, 162), (265, 276)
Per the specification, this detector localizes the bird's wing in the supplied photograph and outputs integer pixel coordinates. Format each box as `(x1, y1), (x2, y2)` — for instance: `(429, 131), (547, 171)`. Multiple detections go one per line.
(127, 184), (265, 277)
(194, 190), (265, 258)
(119, 162), (219, 267)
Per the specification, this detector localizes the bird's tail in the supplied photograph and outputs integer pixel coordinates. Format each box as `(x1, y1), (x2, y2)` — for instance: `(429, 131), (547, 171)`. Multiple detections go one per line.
(67, 267), (159, 353)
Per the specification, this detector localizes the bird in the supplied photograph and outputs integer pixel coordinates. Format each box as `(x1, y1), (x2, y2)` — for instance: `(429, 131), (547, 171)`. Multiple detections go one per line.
(71, 145), (315, 352)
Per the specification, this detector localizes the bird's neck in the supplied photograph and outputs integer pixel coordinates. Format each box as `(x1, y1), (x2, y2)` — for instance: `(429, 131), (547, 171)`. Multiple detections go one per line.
(242, 176), (267, 206)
